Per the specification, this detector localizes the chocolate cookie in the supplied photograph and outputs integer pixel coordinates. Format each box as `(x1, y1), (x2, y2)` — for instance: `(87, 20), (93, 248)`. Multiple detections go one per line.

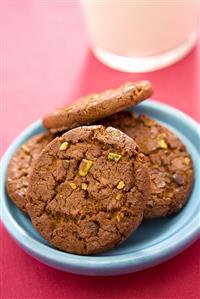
(6, 133), (55, 213)
(97, 112), (194, 218)
(43, 81), (153, 133)
(27, 125), (150, 255)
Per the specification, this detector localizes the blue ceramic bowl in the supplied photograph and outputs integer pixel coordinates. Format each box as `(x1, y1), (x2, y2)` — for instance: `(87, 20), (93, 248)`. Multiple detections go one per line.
(1, 100), (200, 276)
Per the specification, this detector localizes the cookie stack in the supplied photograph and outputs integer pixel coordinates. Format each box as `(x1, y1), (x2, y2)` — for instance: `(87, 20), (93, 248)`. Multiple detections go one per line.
(6, 81), (194, 255)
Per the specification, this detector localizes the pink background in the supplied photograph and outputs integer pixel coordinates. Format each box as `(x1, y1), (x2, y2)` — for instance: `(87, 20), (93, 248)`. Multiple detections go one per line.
(1, 2), (200, 299)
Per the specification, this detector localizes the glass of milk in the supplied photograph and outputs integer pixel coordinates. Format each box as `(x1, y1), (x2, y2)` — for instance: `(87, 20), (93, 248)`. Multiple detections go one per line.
(81, 1), (198, 73)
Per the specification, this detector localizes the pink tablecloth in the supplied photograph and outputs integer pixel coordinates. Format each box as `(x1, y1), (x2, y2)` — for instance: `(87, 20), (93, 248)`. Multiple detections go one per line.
(1, 2), (200, 299)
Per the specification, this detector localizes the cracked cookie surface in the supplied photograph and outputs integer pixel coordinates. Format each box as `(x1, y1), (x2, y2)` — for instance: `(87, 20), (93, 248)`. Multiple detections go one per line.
(97, 112), (194, 218)
(6, 133), (55, 213)
(27, 125), (150, 255)
(42, 81), (153, 133)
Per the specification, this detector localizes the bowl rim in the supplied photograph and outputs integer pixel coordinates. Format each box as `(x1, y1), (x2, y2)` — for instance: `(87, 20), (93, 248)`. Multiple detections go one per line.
(1, 100), (200, 274)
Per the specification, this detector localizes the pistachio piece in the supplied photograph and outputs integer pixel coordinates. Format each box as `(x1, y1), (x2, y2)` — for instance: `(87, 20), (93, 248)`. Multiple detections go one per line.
(59, 142), (69, 151)
(183, 157), (190, 165)
(144, 119), (155, 127)
(81, 183), (88, 190)
(116, 213), (123, 222)
(111, 130), (121, 137)
(87, 95), (95, 101)
(69, 182), (77, 190)
(108, 152), (122, 162)
(157, 134), (168, 149)
(116, 194), (122, 201)
(64, 106), (73, 111)
(158, 139), (168, 149)
(79, 159), (93, 176)
(117, 180), (125, 190)
(21, 144), (30, 154)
